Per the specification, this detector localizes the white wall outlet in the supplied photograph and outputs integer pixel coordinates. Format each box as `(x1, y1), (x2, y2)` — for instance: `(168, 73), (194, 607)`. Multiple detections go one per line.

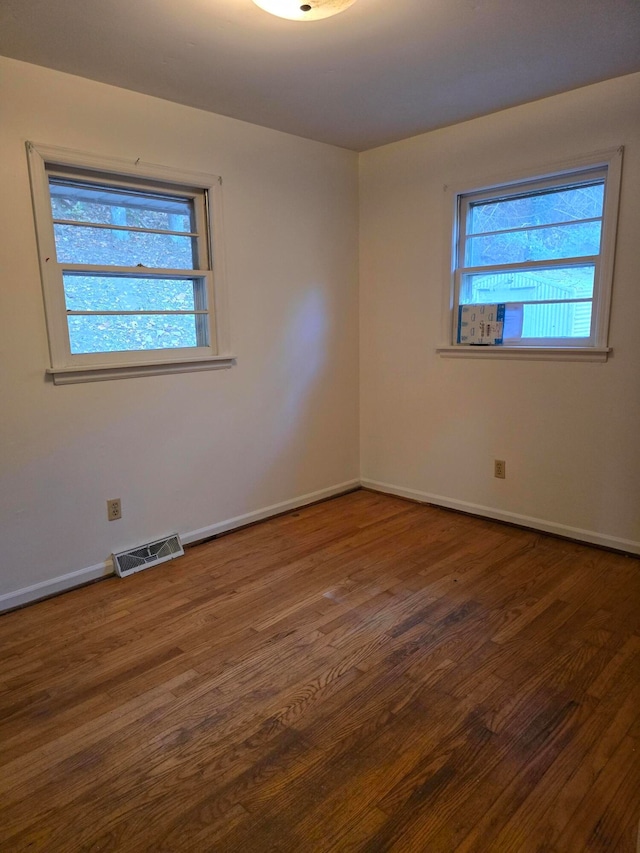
(107, 498), (122, 521)
(494, 460), (506, 479)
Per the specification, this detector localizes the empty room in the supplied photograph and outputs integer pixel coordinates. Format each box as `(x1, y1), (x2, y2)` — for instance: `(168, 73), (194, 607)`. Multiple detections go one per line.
(1, 0), (639, 849)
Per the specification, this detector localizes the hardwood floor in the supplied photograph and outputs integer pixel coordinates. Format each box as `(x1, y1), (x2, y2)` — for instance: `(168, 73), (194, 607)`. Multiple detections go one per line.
(1, 489), (639, 852)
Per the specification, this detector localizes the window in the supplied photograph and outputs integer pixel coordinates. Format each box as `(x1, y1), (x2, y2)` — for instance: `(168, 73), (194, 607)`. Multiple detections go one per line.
(28, 144), (233, 383)
(443, 149), (623, 360)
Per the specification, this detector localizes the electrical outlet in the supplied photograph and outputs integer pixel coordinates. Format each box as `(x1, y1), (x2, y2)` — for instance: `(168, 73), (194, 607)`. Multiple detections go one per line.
(107, 498), (122, 521)
(494, 460), (506, 479)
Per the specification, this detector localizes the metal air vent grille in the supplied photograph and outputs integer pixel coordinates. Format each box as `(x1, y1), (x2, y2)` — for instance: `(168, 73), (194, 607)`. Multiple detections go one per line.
(113, 534), (183, 578)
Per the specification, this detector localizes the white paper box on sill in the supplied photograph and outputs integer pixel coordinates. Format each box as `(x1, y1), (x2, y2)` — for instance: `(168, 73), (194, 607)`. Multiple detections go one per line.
(457, 303), (505, 345)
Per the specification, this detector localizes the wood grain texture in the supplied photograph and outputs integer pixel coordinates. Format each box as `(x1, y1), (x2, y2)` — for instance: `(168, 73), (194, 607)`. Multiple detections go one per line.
(0, 490), (638, 852)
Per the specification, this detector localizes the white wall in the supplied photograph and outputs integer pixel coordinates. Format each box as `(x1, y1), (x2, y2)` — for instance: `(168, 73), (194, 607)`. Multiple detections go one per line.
(0, 57), (360, 605)
(1, 59), (637, 611)
(360, 73), (640, 552)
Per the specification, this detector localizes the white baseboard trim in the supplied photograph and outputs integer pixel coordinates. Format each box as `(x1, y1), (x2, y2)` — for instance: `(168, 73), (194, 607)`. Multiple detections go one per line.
(0, 560), (113, 613)
(5, 474), (633, 614)
(361, 478), (640, 556)
(0, 479), (361, 613)
(182, 479), (361, 545)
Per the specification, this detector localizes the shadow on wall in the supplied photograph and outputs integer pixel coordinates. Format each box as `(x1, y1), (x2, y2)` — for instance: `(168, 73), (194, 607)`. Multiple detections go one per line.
(242, 283), (338, 502)
(279, 287), (329, 424)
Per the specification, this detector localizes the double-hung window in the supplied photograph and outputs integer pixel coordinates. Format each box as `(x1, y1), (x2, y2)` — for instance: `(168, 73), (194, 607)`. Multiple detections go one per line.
(28, 144), (232, 383)
(445, 149), (623, 359)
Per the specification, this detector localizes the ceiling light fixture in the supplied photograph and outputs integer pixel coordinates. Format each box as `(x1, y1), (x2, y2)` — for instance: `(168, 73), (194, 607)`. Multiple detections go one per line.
(252, 0), (358, 22)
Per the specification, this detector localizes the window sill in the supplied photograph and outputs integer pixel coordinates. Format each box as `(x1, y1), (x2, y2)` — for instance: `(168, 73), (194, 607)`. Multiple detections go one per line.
(436, 346), (611, 363)
(46, 354), (237, 385)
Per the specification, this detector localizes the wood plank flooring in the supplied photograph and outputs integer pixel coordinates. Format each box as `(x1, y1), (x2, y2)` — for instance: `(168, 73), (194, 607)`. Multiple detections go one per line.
(1, 489), (639, 852)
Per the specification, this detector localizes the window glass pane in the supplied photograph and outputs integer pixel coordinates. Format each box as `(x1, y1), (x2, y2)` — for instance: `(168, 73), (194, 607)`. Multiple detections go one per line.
(67, 314), (203, 354)
(468, 182), (604, 234)
(517, 302), (593, 339)
(63, 275), (200, 312)
(49, 179), (194, 232)
(501, 304), (592, 340)
(53, 224), (196, 268)
(461, 266), (595, 305)
(465, 220), (602, 267)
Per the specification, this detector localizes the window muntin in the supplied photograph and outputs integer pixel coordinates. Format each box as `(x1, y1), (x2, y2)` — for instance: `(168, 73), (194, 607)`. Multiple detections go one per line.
(451, 157), (621, 351)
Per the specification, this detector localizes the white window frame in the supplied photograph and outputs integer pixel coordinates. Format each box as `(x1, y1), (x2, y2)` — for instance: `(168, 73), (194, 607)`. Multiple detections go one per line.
(438, 148), (623, 362)
(27, 143), (234, 384)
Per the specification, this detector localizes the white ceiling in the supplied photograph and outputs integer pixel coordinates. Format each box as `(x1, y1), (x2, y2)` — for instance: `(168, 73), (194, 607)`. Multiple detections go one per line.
(1, 0), (639, 151)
